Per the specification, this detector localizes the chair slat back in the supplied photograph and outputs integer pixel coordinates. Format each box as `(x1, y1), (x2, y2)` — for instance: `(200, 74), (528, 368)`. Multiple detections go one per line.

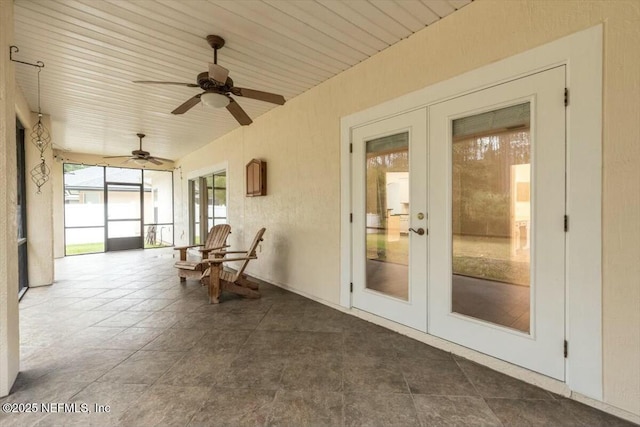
(231, 228), (266, 282)
(205, 224), (231, 251)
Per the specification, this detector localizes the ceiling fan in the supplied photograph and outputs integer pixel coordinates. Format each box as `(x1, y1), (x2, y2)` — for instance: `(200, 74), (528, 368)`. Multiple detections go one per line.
(133, 35), (286, 126)
(104, 133), (171, 165)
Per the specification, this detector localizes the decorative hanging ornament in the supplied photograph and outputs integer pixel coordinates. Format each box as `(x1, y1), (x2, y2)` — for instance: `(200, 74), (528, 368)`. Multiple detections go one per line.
(10, 46), (49, 194)
(29, 157), (50, 195)
(30, 112), (51, 155)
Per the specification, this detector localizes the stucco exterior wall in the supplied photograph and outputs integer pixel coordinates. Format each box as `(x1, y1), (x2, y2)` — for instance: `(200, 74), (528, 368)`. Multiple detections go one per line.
(175, 0), (640, 416)
(0, 0), (20, 397)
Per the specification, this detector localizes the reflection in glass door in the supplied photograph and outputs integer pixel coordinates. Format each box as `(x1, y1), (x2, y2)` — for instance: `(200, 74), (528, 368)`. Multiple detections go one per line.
(366, 133), (409, 300)
(452, 103), (532, 332)
(106, 183), (143, 251)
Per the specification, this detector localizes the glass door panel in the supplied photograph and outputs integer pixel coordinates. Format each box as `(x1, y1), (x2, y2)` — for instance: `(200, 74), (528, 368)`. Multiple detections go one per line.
(213, 171), (227, 225)
(143, 170), (174, 248)
(106, 183), (143, 251)
(190, 179), (201, 244)
(107, 220), (142, 238)
(365, 133), (409, 300)
(206, 175), (214, 230)
(107, 184), (142, 219)
(451, 103), (531, 332)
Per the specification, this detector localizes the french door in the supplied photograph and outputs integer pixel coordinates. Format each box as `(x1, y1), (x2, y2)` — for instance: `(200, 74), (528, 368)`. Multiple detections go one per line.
(349, 67), (566, 378)
(428, 66), (566, 379)
(351, 109), (428, 331)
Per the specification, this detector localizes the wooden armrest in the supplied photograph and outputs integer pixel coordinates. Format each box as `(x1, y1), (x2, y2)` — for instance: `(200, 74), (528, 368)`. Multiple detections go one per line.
(174, 244), (203, 250)
(205, 256), (257, 264)
(198, 244), (230, 253)
(213, 250), (247, 254)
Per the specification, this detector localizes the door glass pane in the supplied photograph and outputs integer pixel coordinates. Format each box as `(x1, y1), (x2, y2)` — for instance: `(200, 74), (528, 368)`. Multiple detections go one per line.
(190, 179), (200, 244)
(213, 171), (227, 225)
(108, 221), (141, 238)
(451, 103), (531, 333)
(206, 175), (214, 230)
(107, 185), (141, 220)
(365, 132), (409, 300)
(143, 170), (174, 248)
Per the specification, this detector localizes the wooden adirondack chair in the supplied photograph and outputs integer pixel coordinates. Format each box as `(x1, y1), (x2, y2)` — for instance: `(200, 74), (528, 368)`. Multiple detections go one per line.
(173, 224), (231, 282)
(202, 227), (266, 304)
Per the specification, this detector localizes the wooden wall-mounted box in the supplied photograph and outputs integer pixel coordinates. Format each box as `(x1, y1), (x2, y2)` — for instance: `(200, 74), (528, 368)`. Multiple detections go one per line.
(246, 159), (267, 197)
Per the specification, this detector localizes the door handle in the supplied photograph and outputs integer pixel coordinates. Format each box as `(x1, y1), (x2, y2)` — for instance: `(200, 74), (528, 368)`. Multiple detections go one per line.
(409, 227), (425, 236)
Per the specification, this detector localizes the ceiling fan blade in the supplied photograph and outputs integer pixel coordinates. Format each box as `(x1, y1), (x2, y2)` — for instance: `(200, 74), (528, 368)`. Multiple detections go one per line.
(133, 81), (199, 87)
(171, 94), (202, 115)
(147, 158), (163, 165)
(150, 157), (174, 163)
(226, 98), (253, 126)
(232, 87), (285, 105)
(208, 63), (229, 85)
(103, 155), (133, 159)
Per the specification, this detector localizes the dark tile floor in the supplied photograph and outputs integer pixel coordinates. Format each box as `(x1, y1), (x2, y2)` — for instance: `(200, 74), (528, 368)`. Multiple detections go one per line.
(1, 249), (636, 427)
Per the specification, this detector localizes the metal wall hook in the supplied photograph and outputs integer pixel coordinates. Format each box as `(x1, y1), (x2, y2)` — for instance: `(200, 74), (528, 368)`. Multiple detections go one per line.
(10, 45), (45, 68)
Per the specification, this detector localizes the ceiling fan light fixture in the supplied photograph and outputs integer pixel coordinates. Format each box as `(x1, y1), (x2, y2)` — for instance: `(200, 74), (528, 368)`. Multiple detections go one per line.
(133, 158), (148, 165)
(201, 92), (229, 108)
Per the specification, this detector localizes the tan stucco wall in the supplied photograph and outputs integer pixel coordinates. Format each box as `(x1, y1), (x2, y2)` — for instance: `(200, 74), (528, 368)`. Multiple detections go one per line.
(175, 0), (640, 415)
(0, 0), (20, 397)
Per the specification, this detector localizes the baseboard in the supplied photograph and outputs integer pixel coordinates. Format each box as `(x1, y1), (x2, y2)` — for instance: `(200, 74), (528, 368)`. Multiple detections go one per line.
(248, 272), (639, 424)
(571, 392), (640, 425)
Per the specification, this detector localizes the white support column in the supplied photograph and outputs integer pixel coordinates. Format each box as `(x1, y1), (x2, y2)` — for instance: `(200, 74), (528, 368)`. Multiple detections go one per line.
(0, 0), (21, 397)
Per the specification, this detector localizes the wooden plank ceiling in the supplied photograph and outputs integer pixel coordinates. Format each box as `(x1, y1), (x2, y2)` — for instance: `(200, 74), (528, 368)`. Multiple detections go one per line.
(13, 0), (470, 161)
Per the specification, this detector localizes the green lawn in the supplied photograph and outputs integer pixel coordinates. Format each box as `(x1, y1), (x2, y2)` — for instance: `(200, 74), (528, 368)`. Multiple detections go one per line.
(144, 242), (171, 249)
(366, 233), (529, 286)
(66, 241), (170, 255)
(65, 242), (104, 255)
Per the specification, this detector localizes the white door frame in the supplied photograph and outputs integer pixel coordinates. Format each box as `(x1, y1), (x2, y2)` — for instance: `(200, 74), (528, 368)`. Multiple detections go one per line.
(340, 25), (602, 399)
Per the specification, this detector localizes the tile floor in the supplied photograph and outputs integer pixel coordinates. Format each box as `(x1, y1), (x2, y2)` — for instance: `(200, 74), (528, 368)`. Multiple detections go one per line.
(1, 249), (636, 427)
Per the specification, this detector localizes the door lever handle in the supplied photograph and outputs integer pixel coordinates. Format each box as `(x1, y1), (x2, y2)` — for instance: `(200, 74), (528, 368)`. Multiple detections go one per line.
(409, 227), (425, 236)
